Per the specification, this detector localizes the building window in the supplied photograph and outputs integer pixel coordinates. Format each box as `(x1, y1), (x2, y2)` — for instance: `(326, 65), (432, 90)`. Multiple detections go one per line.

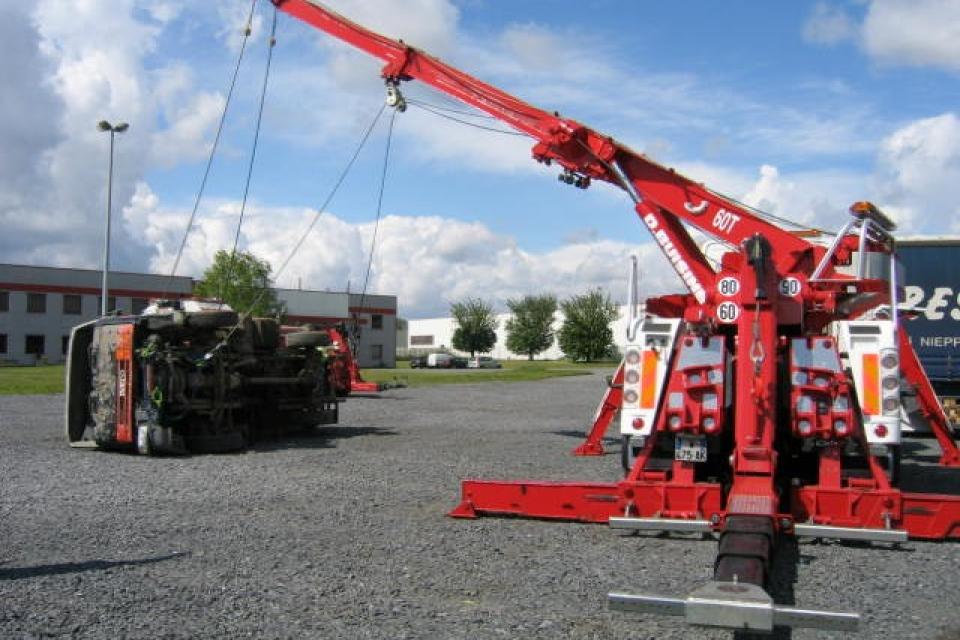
(25, 335), (45, 356)
(410, 335), (434, 346)
(0, 291), (8, 312)
(63, 294), (82, 315)
(0, 334), (6, 354)
(371, 314), (383, 330)
(27, 293), (46, 313)
(62, 335), (70, 355)
(132, 297), (149, 314)
(97, 296), (118, 313)
(370, 344), (383, 361)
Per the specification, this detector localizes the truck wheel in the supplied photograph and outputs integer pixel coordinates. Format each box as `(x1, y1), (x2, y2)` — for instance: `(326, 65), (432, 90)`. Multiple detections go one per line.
(286, 331), (331, 348)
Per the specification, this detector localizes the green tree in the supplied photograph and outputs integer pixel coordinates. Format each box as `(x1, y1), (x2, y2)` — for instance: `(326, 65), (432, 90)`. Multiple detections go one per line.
(558, 289), (619, 361)
(450, 298), (498, 357)
(194, 250), (280, 317)
(505, 294), (557, 360)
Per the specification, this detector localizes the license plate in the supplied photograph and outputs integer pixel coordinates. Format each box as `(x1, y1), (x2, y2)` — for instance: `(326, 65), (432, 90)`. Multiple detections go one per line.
(675, 435), (707, 462)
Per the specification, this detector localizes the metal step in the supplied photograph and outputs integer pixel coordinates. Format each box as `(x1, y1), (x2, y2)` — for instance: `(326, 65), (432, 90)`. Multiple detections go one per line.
(609, 581), (859, 632)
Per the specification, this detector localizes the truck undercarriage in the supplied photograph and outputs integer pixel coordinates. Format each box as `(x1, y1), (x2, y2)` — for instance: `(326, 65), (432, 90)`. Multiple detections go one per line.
(65, 301), (338, 455)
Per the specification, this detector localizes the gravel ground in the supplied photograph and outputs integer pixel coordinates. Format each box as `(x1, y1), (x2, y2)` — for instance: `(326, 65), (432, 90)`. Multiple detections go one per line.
(1, 373), (959, 639)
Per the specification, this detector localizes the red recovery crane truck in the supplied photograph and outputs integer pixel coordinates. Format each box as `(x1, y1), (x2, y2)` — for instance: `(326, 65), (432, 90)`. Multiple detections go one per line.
(272, 1), (960, 631)
(282, 322), (388, 395)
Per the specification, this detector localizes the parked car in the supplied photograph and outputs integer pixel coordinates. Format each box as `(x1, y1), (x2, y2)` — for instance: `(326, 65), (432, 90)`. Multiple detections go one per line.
(451, 356), (469, 369)
(409, 355), (428, 368)
(426, 353), (454, 368)
(468, 356), (502, 369)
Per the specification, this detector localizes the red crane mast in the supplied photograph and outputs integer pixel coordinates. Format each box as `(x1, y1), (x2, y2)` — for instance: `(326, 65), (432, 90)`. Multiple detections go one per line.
(271, 1), (960, 632)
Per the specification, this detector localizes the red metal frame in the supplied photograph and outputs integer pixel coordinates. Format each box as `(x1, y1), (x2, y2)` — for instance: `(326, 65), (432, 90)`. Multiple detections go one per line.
(571, 362), (623, 456)
(115, 323), (135, 444)
(273, 0), (960, 547)
(327, 327), (382, 394)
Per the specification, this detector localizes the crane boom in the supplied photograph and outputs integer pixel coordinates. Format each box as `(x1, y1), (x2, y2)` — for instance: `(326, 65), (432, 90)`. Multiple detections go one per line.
(272, 0), (826, 303)
(267, 3), (960, 633)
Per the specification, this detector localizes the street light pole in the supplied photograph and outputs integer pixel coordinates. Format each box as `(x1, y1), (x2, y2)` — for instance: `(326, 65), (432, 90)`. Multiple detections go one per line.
(97, 120), (128, 316)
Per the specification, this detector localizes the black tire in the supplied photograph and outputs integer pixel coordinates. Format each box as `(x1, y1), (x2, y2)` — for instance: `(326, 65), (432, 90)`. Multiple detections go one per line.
(251, 318), (280, 350)
(286, 330), (331, 348)
(186, 310), (238, 329)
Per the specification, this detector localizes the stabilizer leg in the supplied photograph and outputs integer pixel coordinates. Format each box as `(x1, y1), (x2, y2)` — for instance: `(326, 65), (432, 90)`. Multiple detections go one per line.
(572, 362), (623, 456)
(897, 326), (960, 467)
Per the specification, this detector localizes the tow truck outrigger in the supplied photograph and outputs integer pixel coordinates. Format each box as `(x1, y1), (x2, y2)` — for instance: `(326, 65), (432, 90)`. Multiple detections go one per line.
(272, 0), (960, 631)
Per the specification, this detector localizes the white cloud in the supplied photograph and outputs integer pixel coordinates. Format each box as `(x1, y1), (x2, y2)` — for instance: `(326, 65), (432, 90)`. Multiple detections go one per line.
(671, 161), (868, 234)
(803, 2), (857, 45)
(741, 164), (867, 229)
(150, 91), (225, 167)
(862, 0), (960, 72)
(321, 0), (460, 56)
(875, 113), (960, 233)
(123, 182), (679, 317)
(803, 0), (960, 73)
(0, 1), (228, 272)
(498, 23), (570, 72)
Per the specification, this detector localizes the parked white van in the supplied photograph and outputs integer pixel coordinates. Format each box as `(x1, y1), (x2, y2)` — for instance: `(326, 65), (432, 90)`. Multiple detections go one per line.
(426, 353), (453, 368)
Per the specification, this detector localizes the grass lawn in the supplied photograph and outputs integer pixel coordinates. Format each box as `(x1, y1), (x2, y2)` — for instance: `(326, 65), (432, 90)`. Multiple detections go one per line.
(0, 364), (66, 395)
(0, 360), (617, 395)
(361, 359), (613, 388)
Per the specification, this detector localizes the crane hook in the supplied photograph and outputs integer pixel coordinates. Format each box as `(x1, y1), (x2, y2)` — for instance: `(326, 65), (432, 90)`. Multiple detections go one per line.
(385, 81), (407, 112)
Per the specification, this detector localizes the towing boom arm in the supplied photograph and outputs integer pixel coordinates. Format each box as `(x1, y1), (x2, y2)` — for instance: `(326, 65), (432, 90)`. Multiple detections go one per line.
(272, 0), (824, 301)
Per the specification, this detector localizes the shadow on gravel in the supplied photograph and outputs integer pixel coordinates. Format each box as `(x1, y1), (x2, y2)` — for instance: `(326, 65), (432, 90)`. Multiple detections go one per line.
(547, 429), (619, 443)
(251, 425), (397, 452)
(0, 552), (187, 581)
(345, 394), (411, 400)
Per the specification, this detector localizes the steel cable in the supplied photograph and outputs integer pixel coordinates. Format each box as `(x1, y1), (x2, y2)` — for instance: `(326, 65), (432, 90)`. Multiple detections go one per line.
(163, 0), (259, 298)
(353, 108), (398, 347)
(208, 103), (387, 354)
(408, 101), (529, 137)
(219, 6), (279, 308)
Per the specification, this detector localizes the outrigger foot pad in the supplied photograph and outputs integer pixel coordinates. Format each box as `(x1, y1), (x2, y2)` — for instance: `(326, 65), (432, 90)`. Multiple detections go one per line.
(609, 581), (859, 632)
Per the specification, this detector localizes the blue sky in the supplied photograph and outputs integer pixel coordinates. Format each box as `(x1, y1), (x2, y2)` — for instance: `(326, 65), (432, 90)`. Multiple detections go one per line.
(2, 0), (959, 317)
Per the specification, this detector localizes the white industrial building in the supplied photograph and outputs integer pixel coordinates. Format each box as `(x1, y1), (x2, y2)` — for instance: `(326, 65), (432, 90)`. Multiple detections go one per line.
(0, 263), (397, 368)
(403, 304), (641, 360)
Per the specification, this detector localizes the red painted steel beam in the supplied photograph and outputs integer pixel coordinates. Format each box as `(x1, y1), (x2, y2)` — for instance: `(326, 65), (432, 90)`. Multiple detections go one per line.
(572, 362), (623, 456)
(793, 487), (960, 539)
(898, 325), (960, 467)
(450, 479), (724, 523)
(271, 0), (839, 300)
(450, 480), (623, 522)
(451, 479), (960, 540)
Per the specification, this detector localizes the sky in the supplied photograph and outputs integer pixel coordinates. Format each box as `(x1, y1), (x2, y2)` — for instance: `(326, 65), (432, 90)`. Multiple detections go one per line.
(2, 0), (959, 318)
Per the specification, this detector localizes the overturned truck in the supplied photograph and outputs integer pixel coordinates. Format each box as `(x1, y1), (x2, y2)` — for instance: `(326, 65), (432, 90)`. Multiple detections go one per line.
(65, 300), (338, 454)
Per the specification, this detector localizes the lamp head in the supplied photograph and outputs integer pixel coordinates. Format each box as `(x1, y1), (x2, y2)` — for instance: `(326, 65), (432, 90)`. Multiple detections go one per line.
(97, 120), (112, 131)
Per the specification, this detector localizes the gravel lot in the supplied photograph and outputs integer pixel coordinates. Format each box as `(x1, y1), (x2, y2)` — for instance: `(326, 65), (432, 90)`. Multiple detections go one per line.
(1, 372), (959, 639)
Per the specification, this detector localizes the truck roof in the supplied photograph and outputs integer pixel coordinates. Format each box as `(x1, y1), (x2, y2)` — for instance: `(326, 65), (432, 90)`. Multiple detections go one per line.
(897, 236), (960, 246)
